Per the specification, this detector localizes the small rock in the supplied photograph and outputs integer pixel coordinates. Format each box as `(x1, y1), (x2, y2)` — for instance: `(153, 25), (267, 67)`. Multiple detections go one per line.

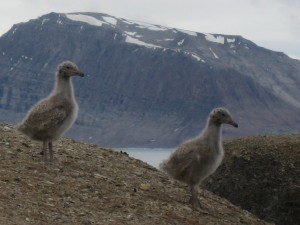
(3, 126), (11, 131)
(21, 142), (30, 148)
(134, 172), (143, 177)
(45, 181), (55, 185)
(140, 183), (151, 191)
(45, 203), (55, 207)
(94, 173), (108, 180)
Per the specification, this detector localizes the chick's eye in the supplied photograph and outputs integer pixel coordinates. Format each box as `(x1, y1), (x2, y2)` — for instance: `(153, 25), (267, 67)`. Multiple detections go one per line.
(66, 66), (71, 69)
(221, 113), (226, 117)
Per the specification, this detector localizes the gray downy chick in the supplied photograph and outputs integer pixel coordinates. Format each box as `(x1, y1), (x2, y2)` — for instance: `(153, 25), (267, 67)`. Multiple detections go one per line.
(17, 61), (84, 163)
(160, 107), (238, 210)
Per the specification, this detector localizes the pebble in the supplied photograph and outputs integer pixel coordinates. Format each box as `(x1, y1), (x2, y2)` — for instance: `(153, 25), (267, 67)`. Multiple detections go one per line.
(45, 181), (55, 185)
(45, 203), (55, 207)
(94, 173), (108, 180)
(3, 126), (11, 131)
(97, 155), (104, 160)
(140, 183), (151, 191)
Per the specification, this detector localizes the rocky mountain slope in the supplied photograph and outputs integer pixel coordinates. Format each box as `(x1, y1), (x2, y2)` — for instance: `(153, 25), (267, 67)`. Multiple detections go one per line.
(203, 134), (300, 225)
(0, 12), (300, 147)
(0, 124), (271, 225)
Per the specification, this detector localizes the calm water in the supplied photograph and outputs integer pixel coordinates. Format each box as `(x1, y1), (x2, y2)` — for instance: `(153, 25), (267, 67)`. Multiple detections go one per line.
(116, 148), (174, 168)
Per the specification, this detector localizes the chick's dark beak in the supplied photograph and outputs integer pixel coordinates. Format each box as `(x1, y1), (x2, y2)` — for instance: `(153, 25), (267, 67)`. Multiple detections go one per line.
(74, 70), (84, 77)
(230, 121), (238, 128)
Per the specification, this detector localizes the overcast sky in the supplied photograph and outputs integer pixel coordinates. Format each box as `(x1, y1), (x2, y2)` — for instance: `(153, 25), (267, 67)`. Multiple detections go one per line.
(1, 0), (299, 59)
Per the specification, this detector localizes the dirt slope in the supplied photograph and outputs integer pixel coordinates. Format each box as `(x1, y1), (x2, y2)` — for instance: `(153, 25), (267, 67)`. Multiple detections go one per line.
(203, 134), (300, 225)
(0, 124), (270, 225)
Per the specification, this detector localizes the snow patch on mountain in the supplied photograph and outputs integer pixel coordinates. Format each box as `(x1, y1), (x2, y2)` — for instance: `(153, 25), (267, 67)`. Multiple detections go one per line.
(12, 28), (18, 35)
(66, 14), (107, 27)
(190, 53), (205, 63)
(41, 18), (50, 26)
(103, 16), (117, 26)
(125, 36), (162, 49)
(178, 39), (185, 46)
(121, 19), (135, 25)
(178, 29), (197, 36)
(124, 31), (137, 36)
(130, 20), (169, 31)
(124, 31), (143, 39)
(209, 48), (219, 59)
(205, 34), (224, 44)
(227, 37), (235, 43)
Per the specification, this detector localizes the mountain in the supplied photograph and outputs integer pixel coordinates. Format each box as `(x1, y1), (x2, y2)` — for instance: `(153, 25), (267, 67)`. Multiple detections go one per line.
(0, 12), (300, 147)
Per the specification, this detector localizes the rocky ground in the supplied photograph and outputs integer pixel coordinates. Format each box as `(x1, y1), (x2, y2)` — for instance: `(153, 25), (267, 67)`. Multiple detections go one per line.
(203, 134), (300, 225)
(0, 124), (271, 225)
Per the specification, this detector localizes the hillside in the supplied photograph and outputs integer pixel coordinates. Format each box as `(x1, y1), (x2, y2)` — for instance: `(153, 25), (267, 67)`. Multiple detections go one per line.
(0, 12), (300, 147)
(203, 134), (300, 225)
(0, 124), (270, 225)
